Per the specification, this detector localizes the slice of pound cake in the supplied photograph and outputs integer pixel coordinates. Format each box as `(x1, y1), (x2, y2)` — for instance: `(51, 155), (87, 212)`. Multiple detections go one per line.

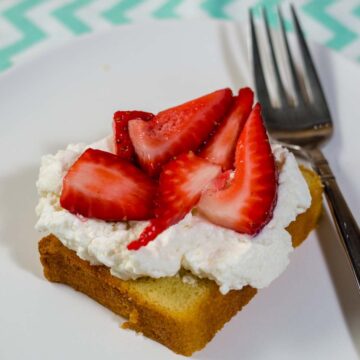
(36, 88), (323, 356)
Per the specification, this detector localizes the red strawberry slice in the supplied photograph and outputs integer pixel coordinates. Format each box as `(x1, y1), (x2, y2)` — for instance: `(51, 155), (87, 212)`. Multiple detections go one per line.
(128, 88), (233, 176)
(127, 152), (221, 250)
(113, 110), (154, 161)
(199, 87), (254, 170)
(197, 104), (277, 234)
(60, 148), (156, 221)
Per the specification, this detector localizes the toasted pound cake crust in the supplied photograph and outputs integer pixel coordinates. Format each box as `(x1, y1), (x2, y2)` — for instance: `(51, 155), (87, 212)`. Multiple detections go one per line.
(38, 167), (323, 356)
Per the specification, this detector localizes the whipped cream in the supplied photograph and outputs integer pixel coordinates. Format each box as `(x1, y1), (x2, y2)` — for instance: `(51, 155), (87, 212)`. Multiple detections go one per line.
(35, 137), (311, 294)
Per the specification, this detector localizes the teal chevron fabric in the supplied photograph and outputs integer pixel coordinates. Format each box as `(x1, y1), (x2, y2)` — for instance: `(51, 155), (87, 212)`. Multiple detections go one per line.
(0, 0), (359, 72)
(52, 0), (93, 35)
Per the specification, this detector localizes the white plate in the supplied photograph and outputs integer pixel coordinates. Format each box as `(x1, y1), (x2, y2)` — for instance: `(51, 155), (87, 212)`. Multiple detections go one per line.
(0, 19), (359, 360)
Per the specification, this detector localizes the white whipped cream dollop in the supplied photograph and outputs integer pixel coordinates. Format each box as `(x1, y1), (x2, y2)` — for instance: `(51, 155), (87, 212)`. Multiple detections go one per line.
(35, 137), (311, 294)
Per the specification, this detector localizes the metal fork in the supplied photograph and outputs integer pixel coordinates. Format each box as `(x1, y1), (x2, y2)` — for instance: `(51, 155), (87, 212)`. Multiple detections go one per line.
(250, 5), (360, 288)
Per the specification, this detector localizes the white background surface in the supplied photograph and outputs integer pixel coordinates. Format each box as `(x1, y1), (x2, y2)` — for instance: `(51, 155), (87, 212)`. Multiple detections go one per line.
(0, 20), (359, 360)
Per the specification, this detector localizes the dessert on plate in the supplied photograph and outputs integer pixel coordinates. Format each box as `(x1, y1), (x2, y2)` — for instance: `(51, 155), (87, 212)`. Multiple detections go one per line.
(36, 87), (323, 356)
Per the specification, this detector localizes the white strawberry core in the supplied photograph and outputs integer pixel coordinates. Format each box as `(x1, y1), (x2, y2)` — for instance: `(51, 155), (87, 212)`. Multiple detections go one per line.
(182, 164), (221, 196)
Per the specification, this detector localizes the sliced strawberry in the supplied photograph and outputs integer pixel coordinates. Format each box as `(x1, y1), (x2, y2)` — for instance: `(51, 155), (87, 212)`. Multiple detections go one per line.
(113, 110), (154, 161)
(128, 88), (233, 176)
(199, 87), (254, 170)
(127, 152), (221, 250)
(60, 148), (156, 221)
(197, 104), (277, 235)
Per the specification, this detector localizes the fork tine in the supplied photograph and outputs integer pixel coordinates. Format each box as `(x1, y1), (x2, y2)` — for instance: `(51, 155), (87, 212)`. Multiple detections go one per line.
(262, 7), (287, 107)
(290, 5), (329, 112)
(249, 9), (272, 111)
(277, 5), (305, 105)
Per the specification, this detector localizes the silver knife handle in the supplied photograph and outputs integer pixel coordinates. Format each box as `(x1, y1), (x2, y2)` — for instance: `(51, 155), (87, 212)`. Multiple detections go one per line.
(307, 147), (360, 288)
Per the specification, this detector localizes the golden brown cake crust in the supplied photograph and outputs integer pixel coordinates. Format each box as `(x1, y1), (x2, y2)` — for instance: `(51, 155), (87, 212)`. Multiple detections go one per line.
(38, 167), (323, 356)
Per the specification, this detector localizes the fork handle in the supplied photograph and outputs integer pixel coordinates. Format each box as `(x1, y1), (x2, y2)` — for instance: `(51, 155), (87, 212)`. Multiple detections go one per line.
(307, 148), (360, 288)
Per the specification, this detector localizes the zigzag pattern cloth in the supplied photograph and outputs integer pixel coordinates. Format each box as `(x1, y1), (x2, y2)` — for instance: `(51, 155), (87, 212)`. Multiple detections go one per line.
(1, 0), (360, 72)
